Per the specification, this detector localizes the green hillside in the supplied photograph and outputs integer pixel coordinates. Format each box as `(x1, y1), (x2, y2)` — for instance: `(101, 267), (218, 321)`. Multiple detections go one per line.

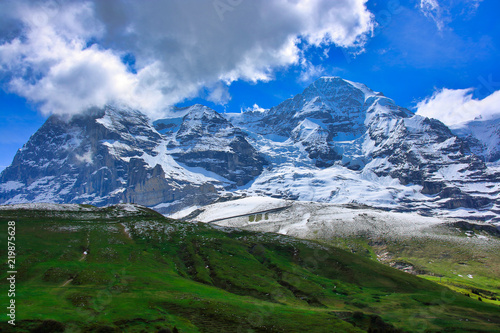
(0, 205), (499, 332)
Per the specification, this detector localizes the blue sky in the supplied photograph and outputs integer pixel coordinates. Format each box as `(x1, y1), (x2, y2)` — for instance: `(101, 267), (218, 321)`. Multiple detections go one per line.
(1, 0), (499, 172)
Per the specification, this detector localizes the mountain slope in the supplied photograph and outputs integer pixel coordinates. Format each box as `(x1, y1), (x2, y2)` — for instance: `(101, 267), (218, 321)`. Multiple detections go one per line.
(178, 196), (500, 309)
(1, 205), (499, 332)
(157, 104), (266, 186)
(450, 115), (500, 163)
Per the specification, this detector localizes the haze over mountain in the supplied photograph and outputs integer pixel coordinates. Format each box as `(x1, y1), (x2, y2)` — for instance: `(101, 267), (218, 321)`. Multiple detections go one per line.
(1, 77), (499, 224)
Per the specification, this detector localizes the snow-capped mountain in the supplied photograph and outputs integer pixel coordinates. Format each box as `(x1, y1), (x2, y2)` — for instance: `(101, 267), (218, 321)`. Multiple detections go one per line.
(0, 106), (223, 212)
(450, 115), (500, 163)
(1, 77), (499, 222)
(225, 77), (499, 221)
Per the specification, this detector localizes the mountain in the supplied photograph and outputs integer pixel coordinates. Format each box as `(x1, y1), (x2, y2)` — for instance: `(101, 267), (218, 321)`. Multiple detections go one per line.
(1, 77), (499, 223)
(226, 77), (500, 222)
(450, 115), (500, 163)
(0, 106), (222, 212)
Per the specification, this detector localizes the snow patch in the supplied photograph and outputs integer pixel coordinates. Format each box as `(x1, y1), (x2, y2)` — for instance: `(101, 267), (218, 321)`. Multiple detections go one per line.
(167, 205), (201, 219)
(0, 181), (24, 192)
(190, 198), (458, 242)
(194, 197), (291, 222)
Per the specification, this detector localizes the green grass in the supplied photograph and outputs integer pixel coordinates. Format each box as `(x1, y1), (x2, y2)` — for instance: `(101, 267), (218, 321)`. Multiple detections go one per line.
(325, 231), (500, 306)
(382, 235), (500, 304)
(0, 207), (499, 332)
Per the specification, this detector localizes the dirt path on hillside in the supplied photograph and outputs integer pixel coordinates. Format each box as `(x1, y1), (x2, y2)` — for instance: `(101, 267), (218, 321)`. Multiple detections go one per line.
(120, 223), (132, 240)
(61, 278), (73, 287)
(78, 232), (90, 261)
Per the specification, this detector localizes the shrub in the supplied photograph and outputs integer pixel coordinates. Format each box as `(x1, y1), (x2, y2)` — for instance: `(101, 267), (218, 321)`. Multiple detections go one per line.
(352, 311), (364, 320)
(42, 267), (74, 283)
(157, 328), (172, 333)
(32, 320), (65, 333)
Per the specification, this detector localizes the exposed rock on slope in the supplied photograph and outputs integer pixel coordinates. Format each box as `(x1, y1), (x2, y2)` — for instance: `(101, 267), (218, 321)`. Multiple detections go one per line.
(451, 115), (500, 163)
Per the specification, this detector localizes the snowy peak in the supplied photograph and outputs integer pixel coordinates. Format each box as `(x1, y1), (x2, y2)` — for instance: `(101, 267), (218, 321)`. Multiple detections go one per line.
(364, 95), (413, 126)
(269, 76), (368, 120)
(305, 76), (379, 100)
(304, 76), (371, 102)
(96, 105), (151, 130)
(154, 104), (225, 136)
(234, 77), (414, 167)
(94, 105), (162, 154)
(158, 104), (243, 152)
(286, 76), (382, 116)
(250, 77), (411, 140)
(182, 104), (221, 121)
(176, 104), (236, 145)
(0, 105), (222, 212)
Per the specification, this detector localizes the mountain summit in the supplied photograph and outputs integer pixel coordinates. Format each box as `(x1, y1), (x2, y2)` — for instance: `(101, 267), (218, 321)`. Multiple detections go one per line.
(1, 77), (499, 222)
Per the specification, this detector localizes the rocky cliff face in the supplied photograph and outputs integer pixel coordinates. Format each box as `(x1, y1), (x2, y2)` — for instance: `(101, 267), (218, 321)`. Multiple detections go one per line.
(1, 77), (499, 222)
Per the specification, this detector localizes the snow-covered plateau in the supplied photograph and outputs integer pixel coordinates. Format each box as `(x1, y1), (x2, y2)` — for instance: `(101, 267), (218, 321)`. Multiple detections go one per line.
(174, 197), (488, 240)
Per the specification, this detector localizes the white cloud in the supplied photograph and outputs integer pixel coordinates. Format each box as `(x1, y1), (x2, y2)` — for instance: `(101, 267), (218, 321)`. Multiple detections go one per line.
(419, 0), (446, 30)
(205, 83), (231, 106)
(298, 59), (325, 83)
(0, 0), (374, 119)
(418, 0), (484, 30)
(416, 88), (500, 126)
(243, 104), (267, 113)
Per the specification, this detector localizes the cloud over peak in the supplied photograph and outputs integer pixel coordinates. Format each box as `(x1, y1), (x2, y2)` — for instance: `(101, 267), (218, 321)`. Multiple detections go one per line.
(0, 0), (374, 119)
